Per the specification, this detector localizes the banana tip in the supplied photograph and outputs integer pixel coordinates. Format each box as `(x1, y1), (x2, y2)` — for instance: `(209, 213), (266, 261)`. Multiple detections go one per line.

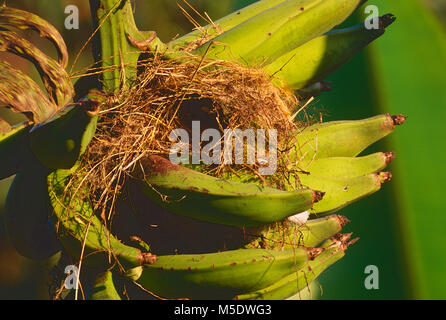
(335, 215), (351, 228)
(392, 115), (408, 126)
(380, 14), (397, 29)
(141, 252), (158, 265)
(333, 233), (359, 251)
(379, 172), (393, 183)
(384, 152), (396, 164)
(312, 190), (325, 203)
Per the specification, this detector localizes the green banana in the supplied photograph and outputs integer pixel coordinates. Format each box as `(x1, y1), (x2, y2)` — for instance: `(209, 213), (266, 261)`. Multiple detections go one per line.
(89, 271), (123, 300)
(30, 93), (101, 169)
(3, 159), (61, 260)
(295, 171), (392, 216)
(265, 14), (396, 90)
(169, 0), (287, 51)
(47, 168), (156, 269)
(246, 215), (349, 249)
(0, 122), (31, 180)
(193, 0), (366, 65)
(296, 152), (395, 179)
(288, 114), (406, 162)
(135, 155), (322, 227)
(126, 246), (321, 300)
(235, 234), (353, 300)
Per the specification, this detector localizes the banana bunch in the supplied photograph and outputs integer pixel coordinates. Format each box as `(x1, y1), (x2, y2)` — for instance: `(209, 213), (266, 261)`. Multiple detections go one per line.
(0, 0), (405, 300)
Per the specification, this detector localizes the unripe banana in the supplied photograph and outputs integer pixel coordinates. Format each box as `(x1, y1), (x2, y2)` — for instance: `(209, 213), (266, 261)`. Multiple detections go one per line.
(246, 215), (349, 249)
(193, 0), (366, 65)
(289, 114), (406, 163)
(126, 246), (321, 300)
(89, 271), (122, 300)
(265, 14), (396, 90)
(296, 152), (395, 179)
(235, 234), (354, 300)
(134, 155), (322, 227)
(295, 172), (393, 216)
(169, 0), (287, 51)
(3, 159), (62, 260)
(48, 168), (156, 269)
(30, 93), (101, 169)
(0, 122), (31, 180)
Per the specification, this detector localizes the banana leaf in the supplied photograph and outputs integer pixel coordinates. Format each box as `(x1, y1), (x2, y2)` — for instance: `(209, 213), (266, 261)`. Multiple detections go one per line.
(366, 0), (446, 299)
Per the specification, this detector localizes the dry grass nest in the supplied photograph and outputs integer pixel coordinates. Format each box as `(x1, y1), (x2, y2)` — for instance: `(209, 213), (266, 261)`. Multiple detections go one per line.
(69, 53), (314, 223)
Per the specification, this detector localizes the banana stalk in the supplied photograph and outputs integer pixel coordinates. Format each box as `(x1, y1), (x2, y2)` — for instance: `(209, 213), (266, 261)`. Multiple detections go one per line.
(89, 0), (166, 92)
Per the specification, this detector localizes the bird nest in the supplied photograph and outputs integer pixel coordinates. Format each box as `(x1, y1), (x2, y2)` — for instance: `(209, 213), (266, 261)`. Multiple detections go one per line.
(69, 53), (311, 225)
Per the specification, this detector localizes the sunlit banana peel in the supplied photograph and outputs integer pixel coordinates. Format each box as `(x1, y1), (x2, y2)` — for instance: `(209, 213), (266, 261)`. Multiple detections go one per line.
(296, 152), (395, 179)
(294, 172), (392, 216)
(169, 0), (287, 51)
(288, 114), (406, 164)
(193, 0), (366, 65)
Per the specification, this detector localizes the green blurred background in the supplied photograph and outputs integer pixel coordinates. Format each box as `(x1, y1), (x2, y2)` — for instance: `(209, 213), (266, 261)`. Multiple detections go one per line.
(0, 0), (445, 299)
